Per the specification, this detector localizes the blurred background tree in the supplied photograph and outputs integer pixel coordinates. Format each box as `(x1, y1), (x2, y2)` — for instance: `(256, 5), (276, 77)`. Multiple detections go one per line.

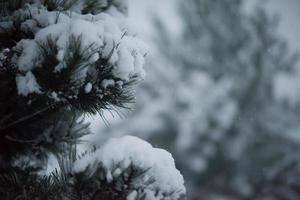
(92, 0), (300, 199)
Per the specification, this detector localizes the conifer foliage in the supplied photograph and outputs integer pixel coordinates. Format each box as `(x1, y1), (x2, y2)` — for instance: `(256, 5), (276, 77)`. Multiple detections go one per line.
(0, 0), (186, 199)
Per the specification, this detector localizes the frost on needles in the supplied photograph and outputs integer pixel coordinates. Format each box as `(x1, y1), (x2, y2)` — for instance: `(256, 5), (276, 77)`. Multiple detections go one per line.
(0, 0), (186, 199)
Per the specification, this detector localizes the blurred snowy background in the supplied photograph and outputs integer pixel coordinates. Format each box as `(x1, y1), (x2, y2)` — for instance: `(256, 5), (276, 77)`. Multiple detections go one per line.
(86, 0), (300, 199)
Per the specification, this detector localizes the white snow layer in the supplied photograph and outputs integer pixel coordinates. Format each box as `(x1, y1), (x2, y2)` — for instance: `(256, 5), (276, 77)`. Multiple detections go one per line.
(16, 71), (41, 96)
(84, 82), (93, 93)
(73, 136), (186, 200)
(11, 3), (147, 96)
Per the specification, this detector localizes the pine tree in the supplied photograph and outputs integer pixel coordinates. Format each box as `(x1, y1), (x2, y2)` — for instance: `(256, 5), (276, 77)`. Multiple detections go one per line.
(0, 0), (186, 199)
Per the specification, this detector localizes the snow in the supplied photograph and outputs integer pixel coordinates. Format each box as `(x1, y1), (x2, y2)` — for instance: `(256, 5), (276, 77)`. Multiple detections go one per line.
(114, 45), (135, 80)
(0, 1), (148, 96)
(106, 170), (113, 183)
(7, 2), (147, 96)
(0, 21), (13, 32)
(273, 72), (300, 106)
(101, 79), (115, 88)
(90, 53), (100, 63)
(56, 50), (64, 62)
(16, 71), (42, 96)
(15, 39), (39, 71)
(17, 5), (146, 78)
(0, 48), (9, 67)
(127, 191), (138, 200)
(84, 82), (93, 93)
(73, 136), (186, 200)
(49, 91), (60, 102)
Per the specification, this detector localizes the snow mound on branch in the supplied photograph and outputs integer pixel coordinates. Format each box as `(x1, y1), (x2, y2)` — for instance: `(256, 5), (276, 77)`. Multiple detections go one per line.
(16, 71), (42, 96)
(11, 3), (147, 96)
(73, 136), (186, 200)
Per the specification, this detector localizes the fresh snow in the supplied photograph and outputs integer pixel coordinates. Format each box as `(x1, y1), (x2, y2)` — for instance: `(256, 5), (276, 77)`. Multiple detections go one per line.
(84, 82), (93, 93)
(127, 191), (138, 200)
(101, 79), (115, 88)
(73, 136), (186, 200)
(49, 91), (60, 102)
(7, 3), (147, 96)
(16, 71), (42, 96)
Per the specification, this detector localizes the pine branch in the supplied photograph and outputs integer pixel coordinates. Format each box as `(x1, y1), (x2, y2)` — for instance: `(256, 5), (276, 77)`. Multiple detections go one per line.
(0, 0), (23, 16)
(0, 104), (54, 134)
(82, 0), (113, 14)
(44, 0), (79, 11)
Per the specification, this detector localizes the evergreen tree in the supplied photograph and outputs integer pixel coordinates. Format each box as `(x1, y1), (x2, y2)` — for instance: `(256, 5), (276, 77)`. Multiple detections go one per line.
(0, 0), (186, 199)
